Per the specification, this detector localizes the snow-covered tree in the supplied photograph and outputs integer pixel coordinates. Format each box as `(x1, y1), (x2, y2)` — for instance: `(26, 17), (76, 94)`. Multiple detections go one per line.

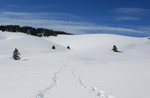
(13, 48), (21, 60)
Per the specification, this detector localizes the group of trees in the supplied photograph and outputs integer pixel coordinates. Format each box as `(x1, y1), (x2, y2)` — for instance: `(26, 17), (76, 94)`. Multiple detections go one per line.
(13, 45), (120, 60)
(0, 25), (72, 37)
(51, 45), (70, 50)
(13, 46), (71, 60)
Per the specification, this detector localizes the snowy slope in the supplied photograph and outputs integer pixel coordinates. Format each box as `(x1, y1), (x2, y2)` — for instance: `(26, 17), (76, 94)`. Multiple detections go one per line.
(0, 31), (150, 98)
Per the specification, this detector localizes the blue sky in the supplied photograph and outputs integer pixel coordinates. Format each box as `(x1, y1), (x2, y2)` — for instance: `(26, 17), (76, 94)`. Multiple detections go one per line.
(0, 0), (150, 37)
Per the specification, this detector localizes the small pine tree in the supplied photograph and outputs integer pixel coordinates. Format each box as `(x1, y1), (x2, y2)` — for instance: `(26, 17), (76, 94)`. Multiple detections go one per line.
(52, 45), (56, 50)
(67, 46), (70, 49)
(13, 48), (21, 60)
(112, 45), (118, 52)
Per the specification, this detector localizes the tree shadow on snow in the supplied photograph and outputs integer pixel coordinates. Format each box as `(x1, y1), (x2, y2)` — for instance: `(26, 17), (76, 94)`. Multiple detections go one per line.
(115, 50), (123, 53)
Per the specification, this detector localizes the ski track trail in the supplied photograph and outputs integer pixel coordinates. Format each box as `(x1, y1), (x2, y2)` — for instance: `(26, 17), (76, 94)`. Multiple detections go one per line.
(72, 68), (116, 98)
(31, 70), (61, 98)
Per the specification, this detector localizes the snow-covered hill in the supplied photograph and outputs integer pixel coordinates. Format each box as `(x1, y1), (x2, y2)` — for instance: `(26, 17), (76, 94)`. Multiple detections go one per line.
(0, 31), (150, 98)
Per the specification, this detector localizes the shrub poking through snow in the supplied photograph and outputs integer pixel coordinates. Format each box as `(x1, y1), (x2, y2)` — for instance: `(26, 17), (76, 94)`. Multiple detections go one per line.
(52, 45), (56, 50)
(13, 48), (21, 60)
(67, 46), (70, 49)
(112, 45), (118, 52)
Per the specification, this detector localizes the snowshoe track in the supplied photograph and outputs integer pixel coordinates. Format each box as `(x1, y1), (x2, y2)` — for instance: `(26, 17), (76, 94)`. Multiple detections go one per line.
(72, 68), (116, 98)
(31, 66), (116, 98)
(32, 70), (61, 98)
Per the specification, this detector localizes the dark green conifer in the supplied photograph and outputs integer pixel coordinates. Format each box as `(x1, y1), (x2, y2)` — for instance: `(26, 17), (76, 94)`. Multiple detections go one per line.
(13, 48), (21, 60)
(52, 45), (56, 50)
(112, 45), (118, 52)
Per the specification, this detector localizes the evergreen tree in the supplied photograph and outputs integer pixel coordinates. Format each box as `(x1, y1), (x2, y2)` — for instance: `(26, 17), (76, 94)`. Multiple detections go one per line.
(112, 45), (118, 52)
(67, 46), (70, 49)
(13, 48), (21, 60)
(52, 45), (56, 50)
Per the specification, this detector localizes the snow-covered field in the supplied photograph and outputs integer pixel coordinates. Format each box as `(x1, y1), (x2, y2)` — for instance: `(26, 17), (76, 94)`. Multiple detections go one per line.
(0, 31), (150, 98)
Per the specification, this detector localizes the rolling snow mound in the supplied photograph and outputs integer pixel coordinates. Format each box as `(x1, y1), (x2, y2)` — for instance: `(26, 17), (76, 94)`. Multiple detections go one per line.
(0, 31), (150, 98)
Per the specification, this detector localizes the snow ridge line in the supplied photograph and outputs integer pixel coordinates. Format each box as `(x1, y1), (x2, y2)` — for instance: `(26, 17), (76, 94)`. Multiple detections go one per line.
(72, 68), (116, 98)
(33, 70), (61, 98)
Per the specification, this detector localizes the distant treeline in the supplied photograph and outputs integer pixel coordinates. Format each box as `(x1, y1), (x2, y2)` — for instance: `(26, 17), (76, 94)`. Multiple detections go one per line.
(0, 25), (72, 37)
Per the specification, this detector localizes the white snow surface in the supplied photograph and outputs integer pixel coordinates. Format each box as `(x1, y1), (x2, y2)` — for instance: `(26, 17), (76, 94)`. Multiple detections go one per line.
(0, 31), (150, 98)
